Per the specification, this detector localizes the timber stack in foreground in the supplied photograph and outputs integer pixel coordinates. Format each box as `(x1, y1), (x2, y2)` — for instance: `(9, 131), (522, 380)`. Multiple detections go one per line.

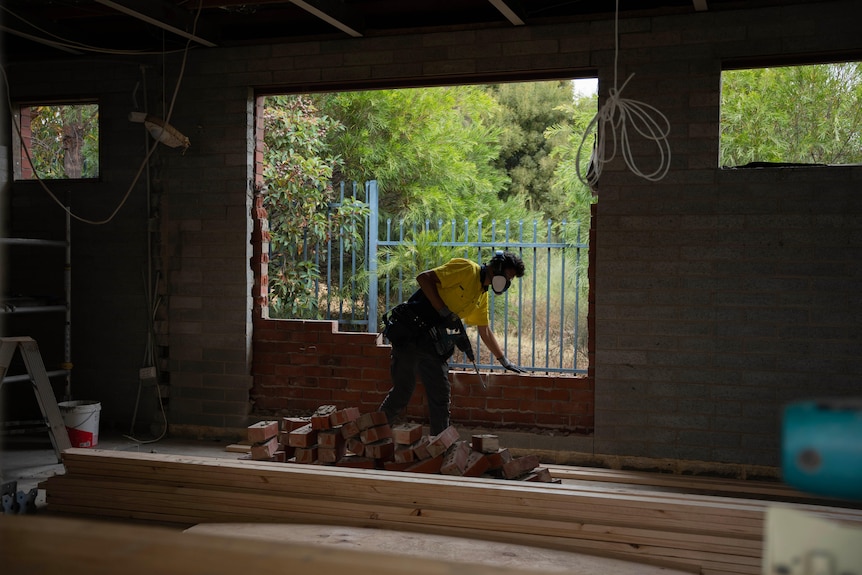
(43, 448), (862, 575)
(243, 406), (554, 482)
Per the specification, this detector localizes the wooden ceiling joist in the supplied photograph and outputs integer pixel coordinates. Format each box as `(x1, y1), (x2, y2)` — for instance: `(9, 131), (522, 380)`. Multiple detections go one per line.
(94, 0), (217, 47)
(288, 0), (364, 37)
(488, 0), (526, 26)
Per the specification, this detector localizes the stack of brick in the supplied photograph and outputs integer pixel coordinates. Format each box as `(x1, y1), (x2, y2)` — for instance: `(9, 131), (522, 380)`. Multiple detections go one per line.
(246, 420), (283, 461)
(246, 406), (556, 482)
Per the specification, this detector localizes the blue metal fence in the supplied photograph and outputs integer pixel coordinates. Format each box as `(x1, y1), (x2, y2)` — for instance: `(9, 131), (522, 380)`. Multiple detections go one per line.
(309, 180), (589, 375)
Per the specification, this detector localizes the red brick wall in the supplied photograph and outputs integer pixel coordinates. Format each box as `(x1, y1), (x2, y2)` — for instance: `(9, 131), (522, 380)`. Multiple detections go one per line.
(251, 317), (595, 432)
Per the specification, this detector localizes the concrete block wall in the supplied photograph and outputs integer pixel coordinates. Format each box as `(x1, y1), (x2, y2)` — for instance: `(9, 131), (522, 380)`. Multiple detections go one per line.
(4, 0), (861, 468)
(3, 62), (163, 431)
(588, 3), (862, 467)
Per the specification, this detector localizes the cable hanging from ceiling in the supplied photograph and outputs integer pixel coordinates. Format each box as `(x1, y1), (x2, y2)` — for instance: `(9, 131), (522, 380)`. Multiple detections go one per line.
(576, 0), (672, 192)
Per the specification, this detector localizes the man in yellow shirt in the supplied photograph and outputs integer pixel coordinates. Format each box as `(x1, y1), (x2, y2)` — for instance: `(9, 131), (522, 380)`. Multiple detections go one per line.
(379, 251), (526, 435)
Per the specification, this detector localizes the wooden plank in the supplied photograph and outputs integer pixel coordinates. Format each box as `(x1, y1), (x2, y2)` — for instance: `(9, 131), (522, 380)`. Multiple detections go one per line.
(6, 515), (657, 575)
(46, 449), (862, 575)
(57, 449), (862, 529)
(186, 523), (690, 575)
(55, 450), (816, 526)
(545, 464), (859, 506)
(43, 485), (750, 572)
(43, 476), (762, 557)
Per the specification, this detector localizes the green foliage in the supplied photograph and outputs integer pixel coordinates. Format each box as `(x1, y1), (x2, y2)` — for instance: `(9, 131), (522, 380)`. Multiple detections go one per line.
(262, 94), (369, 319)
(545, 92), (599, 226)
(25, 103), (99, 179)
(377, 230), (465, 295)
(311, 87), (509, 223)
(721, 62), (862, 166)
(485, 81), (572, 216)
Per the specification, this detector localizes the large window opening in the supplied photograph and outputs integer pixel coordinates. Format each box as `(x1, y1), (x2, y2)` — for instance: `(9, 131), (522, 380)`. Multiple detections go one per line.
(257, 79), (597, 374)
(12, 101), (100, 181)
(720, 61), (862, 168)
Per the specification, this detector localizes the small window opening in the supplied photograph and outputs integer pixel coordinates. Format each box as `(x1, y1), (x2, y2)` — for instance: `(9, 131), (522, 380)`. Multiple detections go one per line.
(720, 62), (862, 168)
(12, 101), (100, 180)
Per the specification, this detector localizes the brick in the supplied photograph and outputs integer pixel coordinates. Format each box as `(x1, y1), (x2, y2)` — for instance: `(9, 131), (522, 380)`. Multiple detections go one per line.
(440, 441), (470, 476)
(341, 420), (361, 439)
(277, 443), (296, 459)
(463, 451), (490, 477)
(294, 446), (318, 464)
(486, 448), (513, 470)
(392, 423), (423, 445)
(394, 443), (416, 463)
(288, 423), (318, 448)
(281, 417), (310, 432)
(311, 405), (337, 430)
(346, 437), (365, 456)
(360, 424), (392, 444)
(427, 425), (459, 457)
(272, 450), (287, 463)
(336, 456), (376, 469)
(364, 438), (394, 460)
(502, 454), (541, 479)
(330, 406), (361, 426)
(318, 428), (345, 449)
(412, 436), (431, 460)
(405, 454), (444, 474)
(318, 444), (347, 463)
(471, 434), (499, 453)
(247, 420), (279, 444)
(383, 461), (414, 472)
(356, 411), (388, 431)
(250, 436), (280, 460)
(523, 467), (554, 482)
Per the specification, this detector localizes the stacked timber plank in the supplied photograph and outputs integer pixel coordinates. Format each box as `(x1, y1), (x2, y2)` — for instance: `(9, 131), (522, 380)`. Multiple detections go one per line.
(43, 448), (862, 575)
(244, 406), (555, 482)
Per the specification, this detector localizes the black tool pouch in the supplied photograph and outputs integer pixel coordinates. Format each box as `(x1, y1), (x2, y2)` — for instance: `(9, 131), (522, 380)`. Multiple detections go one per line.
(428, 326), (456, 359)
(382, 303), (426, 346)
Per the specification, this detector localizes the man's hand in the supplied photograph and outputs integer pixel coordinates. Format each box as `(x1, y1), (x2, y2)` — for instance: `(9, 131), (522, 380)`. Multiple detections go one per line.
(498, 356), (524, 373)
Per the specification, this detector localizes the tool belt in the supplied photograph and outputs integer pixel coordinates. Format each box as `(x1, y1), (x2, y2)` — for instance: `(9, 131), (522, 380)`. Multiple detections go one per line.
(382, 298), (456, 358)
(382, 302), (429, 346)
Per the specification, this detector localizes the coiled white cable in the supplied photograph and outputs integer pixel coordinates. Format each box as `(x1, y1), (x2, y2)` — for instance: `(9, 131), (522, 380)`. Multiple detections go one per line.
(576, 0), (672, 191)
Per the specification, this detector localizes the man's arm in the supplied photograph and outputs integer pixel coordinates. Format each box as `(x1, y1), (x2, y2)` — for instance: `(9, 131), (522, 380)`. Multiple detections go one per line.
(478, 325), (524, 373)
(416, 270), (446, 312)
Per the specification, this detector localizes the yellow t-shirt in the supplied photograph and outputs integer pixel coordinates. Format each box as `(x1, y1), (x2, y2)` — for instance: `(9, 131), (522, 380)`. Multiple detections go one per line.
(432, 258), (489, 327)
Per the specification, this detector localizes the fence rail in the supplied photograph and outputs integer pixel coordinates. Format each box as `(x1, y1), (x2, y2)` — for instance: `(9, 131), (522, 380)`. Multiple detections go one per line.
(297, 180), (589, 375)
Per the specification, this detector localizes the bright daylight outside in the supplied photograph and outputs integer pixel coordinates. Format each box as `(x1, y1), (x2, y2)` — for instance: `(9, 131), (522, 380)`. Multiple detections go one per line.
(260, 79), (599, 375)
(721, 61), (862, 167)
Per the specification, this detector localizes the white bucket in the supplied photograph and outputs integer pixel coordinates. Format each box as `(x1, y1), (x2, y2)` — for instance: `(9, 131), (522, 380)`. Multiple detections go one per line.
(58, 400), (101, 448)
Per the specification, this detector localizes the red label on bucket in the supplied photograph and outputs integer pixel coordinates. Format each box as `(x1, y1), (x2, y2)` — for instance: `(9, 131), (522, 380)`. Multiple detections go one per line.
(67, 426), (94, 448)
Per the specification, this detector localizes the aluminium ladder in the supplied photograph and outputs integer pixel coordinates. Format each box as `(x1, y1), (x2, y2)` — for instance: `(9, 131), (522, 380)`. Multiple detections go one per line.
(0, 337), (71, 462)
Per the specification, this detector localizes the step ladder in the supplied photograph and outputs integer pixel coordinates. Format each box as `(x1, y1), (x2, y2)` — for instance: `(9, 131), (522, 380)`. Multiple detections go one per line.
(0, 337), (71, 462)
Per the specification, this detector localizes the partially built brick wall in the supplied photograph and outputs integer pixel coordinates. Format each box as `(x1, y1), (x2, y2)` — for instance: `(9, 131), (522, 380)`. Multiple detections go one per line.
(250, 317), (595, 432)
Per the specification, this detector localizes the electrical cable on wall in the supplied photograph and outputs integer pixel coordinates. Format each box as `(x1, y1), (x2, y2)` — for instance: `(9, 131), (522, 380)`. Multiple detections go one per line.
(576, 0), (672, 192)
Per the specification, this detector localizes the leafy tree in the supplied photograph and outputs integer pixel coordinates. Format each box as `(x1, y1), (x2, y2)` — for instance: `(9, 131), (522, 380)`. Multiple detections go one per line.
(545, 90), (599, 226)
(262, 94), (368, 318)
(721, 62), (862, 166)
(24, 103), (99, 179)
(485, 81), (572, 217)
(311, 87), (510, 224)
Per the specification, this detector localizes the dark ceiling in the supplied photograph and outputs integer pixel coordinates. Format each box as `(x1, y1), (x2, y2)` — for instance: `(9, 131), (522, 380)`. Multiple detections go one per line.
(1, 0), (785, 65)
